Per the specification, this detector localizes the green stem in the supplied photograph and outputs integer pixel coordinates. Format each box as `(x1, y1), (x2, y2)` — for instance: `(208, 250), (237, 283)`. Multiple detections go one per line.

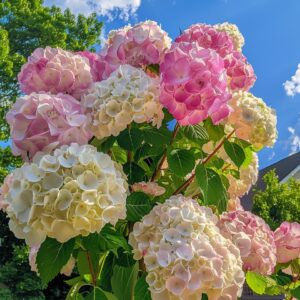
(86, 251), (97, 286)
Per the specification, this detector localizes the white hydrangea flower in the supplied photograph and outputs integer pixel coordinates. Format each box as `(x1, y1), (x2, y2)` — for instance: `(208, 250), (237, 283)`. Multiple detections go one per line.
(82, 64), (164, 139)
(214, 22), (245, 51)
(4, 143), (128, 246)
(227, 91), (277, 148)
(227, 152), (259, 198)
(129, 195), (244, 300)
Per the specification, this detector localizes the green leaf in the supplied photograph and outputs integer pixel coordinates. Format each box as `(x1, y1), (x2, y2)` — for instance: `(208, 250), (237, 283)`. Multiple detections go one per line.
(111, 263), (139, 300)
(126, 192), (152, 222)
(203, 118), (225, 142)
(167, 149), (195, 177)
(195, 164), (227, 212)
(85, 287), (117, 300)
(201, 294), (208, 300)
(77, 251), (98, 277)
(117, 128), (144, 151)
(123, 162), (146, 184)
(134, 273), (151, 300)
(183, 124), (209, 143)
(146, 64), (160, 75)
(223, 140), (246, 168)
(66, 281), (88, 300)
(246, 271), (268, 295)
(110, 146), (127, 164)
(291, 286), (300, 298)
(36, 237), (75, 285)
(142, 127), (172, 146)
(65, 276), (82, 286)
(97, 136), (116, 153)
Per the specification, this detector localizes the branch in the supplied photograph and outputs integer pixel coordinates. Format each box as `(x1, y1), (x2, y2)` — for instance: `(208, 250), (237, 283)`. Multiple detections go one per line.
(86, 251), (97, 286)
(151, 122), (180, 181)
(173, 129), (235, 195)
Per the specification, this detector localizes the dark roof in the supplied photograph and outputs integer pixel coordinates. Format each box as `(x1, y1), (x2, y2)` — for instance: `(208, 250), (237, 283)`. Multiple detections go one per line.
(241, 152), (300, 211)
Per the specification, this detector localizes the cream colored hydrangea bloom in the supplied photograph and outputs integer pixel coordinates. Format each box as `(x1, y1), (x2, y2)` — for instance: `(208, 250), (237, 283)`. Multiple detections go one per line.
(82, 64), (164, 139)
(227, 91), (277, 148)
(4, 143), (128, 246)
(214, 22), (245, 51)
(129, 195), (244, 300)
(227, 152), (259, 198)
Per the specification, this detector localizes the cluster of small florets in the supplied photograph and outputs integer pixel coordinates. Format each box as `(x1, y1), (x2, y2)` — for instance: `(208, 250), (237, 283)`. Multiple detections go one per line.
(218, 210), (277, 275)
(160, 41), (231, 125)
(227, 91), (278, 148)
(100, 20), (171, 77)
(175, 23), (256, 91)
(214, 22), (245, 52)
(227, 152), (259, 198)
(4, 143), (128, 246)
(18, 47), (93, 100)
(6, 93), (91, 160)
(82, 64), (164, 139)
(129, 195), (245, 300)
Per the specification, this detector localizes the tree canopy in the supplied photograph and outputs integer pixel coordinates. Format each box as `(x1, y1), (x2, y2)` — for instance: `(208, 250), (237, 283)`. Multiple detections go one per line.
(0, 0), (103, 139)
(252, 169), (300, 230)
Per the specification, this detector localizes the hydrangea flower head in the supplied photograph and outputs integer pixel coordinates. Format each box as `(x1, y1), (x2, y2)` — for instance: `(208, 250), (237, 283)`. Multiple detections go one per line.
(214, 22), (245, 52)
(82, 64), (164, 139)
(160, 42), (231, 125)
(176, 23), (256, 91)
(18, 47), (93, 99)
(227, 91), (277, 148)
(274, 222), (300, 263)
(6, 93), (92, 160)
(218, 210), (277, 275)
(100, 20), (171, 77)
(3, 143), (128, 246)
(131, 182), (166, 196)
(129, 195), (244, 300)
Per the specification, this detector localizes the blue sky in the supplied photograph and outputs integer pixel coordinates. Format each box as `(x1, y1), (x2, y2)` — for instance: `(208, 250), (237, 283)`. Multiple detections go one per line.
(6, 0), (300, 169)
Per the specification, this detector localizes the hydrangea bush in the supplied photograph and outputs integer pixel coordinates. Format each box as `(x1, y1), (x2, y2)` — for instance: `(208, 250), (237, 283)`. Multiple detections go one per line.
(1, 20), (299, 299)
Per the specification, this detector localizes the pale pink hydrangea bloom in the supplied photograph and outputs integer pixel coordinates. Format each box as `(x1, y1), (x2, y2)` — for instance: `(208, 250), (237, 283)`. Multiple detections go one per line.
(160, 42), (231, 125)
(274, 222), (300, 263)
(131, 181), (166, 196)
(77, 51), (107, 82)
(176, 23), (256, 91)
(129, 195), (245, 300)
(218, 210), (277, 275)
(6, 93), (92, 160)
(18, 47), (93, 99)
(0, 174), (13, 211)
(29, 245), (75, 276)
(99, 20), (171, 78)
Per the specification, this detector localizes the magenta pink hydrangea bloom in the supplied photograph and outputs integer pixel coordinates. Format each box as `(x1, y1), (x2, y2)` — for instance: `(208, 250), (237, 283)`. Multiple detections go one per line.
(176, 23), (256, 91)
(218, 210), (277, 275)
(6, 93), (92, 160)
(99, 20), (171, 78)
(18, 47), (93, 99)
(274, 222), (300, 263)
(160, 42), (231, 125)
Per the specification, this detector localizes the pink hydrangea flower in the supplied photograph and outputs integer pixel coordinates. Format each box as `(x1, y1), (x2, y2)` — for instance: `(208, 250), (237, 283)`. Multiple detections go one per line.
(218, 210), (277, 275)
(6, 93), (92, 160)
(131, 181), (166, 196)
(77, 51), (108, 82)
(100, 20), (171, 78)
(160, 41), (231, 125)
(0, 174), (13, 211)
(18, 47), (93, 99)
(176, 23), (256, 91)
(274, 222), (300, 263)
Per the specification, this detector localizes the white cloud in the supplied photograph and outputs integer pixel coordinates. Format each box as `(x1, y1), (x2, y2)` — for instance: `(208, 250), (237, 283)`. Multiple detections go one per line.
(288, 126), (300, 154)
(44, 0), (141, 20)
(268, 151), (275, 161)
(284, 63), (300, 96)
